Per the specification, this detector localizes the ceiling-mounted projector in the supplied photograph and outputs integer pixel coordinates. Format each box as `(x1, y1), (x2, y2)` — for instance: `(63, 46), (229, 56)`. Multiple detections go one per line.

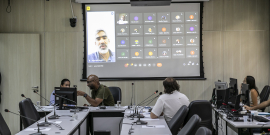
(130, 0), (171, 6)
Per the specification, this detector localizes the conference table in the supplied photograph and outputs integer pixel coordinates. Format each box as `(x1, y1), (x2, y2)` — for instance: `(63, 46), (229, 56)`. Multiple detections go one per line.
(212, 105), (270, 135)
(121, 108), (172, 135)
(17, 106), (172, 135)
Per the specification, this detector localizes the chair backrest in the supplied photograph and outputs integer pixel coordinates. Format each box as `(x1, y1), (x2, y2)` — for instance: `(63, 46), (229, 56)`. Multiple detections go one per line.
(168, 105), (189, 135)
(184, 100), (212, 135)
(19, 98), (40, 128)
(195, 127), (212, 135)
(177, 114), (201, 135)
(108, 87), (122, 104)
(260, 85), (270, 111)
(0, 113), (11, 135)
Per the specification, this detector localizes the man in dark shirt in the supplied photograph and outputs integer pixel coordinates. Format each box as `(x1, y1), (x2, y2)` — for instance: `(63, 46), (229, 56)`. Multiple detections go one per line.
(77, 74), (114, 106)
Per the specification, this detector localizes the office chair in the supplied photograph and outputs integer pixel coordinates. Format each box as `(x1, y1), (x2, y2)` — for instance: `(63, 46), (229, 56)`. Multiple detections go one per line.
(168, 105), (189, 135)
(184, 100), (212, 135)
(108, 86), (122, 104)
(19, 98), (40, 128)
(260, 85), (270, 112)
(195, 127), (212, 135)
(0, 113), (11, 135)
(177, 114), (201, 135)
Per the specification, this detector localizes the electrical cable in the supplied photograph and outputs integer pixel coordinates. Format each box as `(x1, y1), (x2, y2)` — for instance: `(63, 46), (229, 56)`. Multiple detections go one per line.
(6, 0), (11, 13)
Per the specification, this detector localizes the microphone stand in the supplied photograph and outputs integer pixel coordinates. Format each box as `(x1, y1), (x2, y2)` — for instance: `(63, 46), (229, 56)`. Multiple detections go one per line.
(136, 95), (160, 125)
(129, 83), (134, 109)
(131, 90), (158, 118)
(33, 90), (60, 119)
(5, 109), (45, 135)
(53, 93), (78, 121)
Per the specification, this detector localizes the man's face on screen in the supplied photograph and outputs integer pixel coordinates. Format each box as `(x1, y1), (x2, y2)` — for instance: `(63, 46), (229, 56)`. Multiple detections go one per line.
(95, 31), (110, 54)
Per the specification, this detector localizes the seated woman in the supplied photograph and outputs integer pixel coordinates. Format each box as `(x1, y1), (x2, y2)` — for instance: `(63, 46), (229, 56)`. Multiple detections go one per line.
(243, 76), (260, 107)
(49, 79), (70, 105)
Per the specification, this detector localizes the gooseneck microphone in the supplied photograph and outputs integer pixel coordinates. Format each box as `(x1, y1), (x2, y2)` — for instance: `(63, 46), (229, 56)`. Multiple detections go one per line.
(136, 92), (163, 125)
(33, 90), (59, 119)
(53, 93), (78, 113)
(129, 83), (134, 109)
(134, 90), (158, 116)
(5, 109), (64, 132)
(21, 94), (51, 126)
(5, 109), (44, 135)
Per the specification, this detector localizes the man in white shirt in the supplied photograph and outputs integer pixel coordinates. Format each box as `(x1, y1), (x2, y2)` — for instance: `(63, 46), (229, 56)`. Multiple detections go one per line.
(150, 77), (190, 123)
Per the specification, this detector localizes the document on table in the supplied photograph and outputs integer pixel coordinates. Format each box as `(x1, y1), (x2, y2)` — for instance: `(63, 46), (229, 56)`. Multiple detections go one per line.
(24, 128), (51, 131)
(141, 118), (160, 121)
(39, 121), (62, 124)
(142, 125), (165, 128)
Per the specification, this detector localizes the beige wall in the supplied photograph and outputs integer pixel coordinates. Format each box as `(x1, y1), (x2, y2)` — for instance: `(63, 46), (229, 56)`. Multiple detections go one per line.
(0, 0), (269, 133)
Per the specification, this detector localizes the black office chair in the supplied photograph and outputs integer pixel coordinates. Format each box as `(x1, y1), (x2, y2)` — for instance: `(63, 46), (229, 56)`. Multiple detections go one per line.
(19, 98), (40, 128)
(260, 85), (270, 112)
(108, 86), (121, 104)
(183, 100), (212, 135)
(168, 105), (189, 135)
(177, 114), (201, 135)
(195, 127), (212, 135)
(0, 113), (11, 135)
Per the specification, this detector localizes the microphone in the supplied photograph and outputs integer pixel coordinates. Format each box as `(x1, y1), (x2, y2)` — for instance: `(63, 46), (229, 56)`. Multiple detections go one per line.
(33, 90), (59, 119)
(129, 83), (134, 109)
(128, 90), (158, 119)
(5, 109), (64, 132)
(135, 92), (162, 125)
(134, 90), (158, 116)
(21, 94), (51, 126)
(53, 93), (78, 120)
(5, 109), (44, 135)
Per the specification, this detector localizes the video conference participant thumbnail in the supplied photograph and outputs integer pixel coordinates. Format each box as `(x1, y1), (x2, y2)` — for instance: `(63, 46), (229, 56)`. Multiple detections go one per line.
(88, 30), (115, 63)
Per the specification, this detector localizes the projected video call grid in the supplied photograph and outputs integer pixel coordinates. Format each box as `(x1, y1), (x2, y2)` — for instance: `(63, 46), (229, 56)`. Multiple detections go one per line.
(115, 12), (199, 60)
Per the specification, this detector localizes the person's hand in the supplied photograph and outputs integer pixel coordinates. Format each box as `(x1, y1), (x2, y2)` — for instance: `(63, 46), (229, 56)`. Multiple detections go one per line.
(244, 105), (252, 110)
(77, 90), (86, 96)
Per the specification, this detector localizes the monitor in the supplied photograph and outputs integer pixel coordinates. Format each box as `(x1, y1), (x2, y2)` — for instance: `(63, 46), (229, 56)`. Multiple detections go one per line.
(215, 81), (228, 90)
(240, 83), (250, 106)
(54, 87), (77, 106)
(229, 78), (238, 95)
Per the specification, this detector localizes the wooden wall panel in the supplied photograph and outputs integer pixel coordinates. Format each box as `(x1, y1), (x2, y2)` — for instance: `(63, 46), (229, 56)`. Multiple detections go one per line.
(0, 34), (40, 135)
(0, 0), (269, 133)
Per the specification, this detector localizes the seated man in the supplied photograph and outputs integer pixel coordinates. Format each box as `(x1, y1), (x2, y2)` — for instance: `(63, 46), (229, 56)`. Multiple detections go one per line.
(150, 77), (190, 123)
(77, 74), (115, 107)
